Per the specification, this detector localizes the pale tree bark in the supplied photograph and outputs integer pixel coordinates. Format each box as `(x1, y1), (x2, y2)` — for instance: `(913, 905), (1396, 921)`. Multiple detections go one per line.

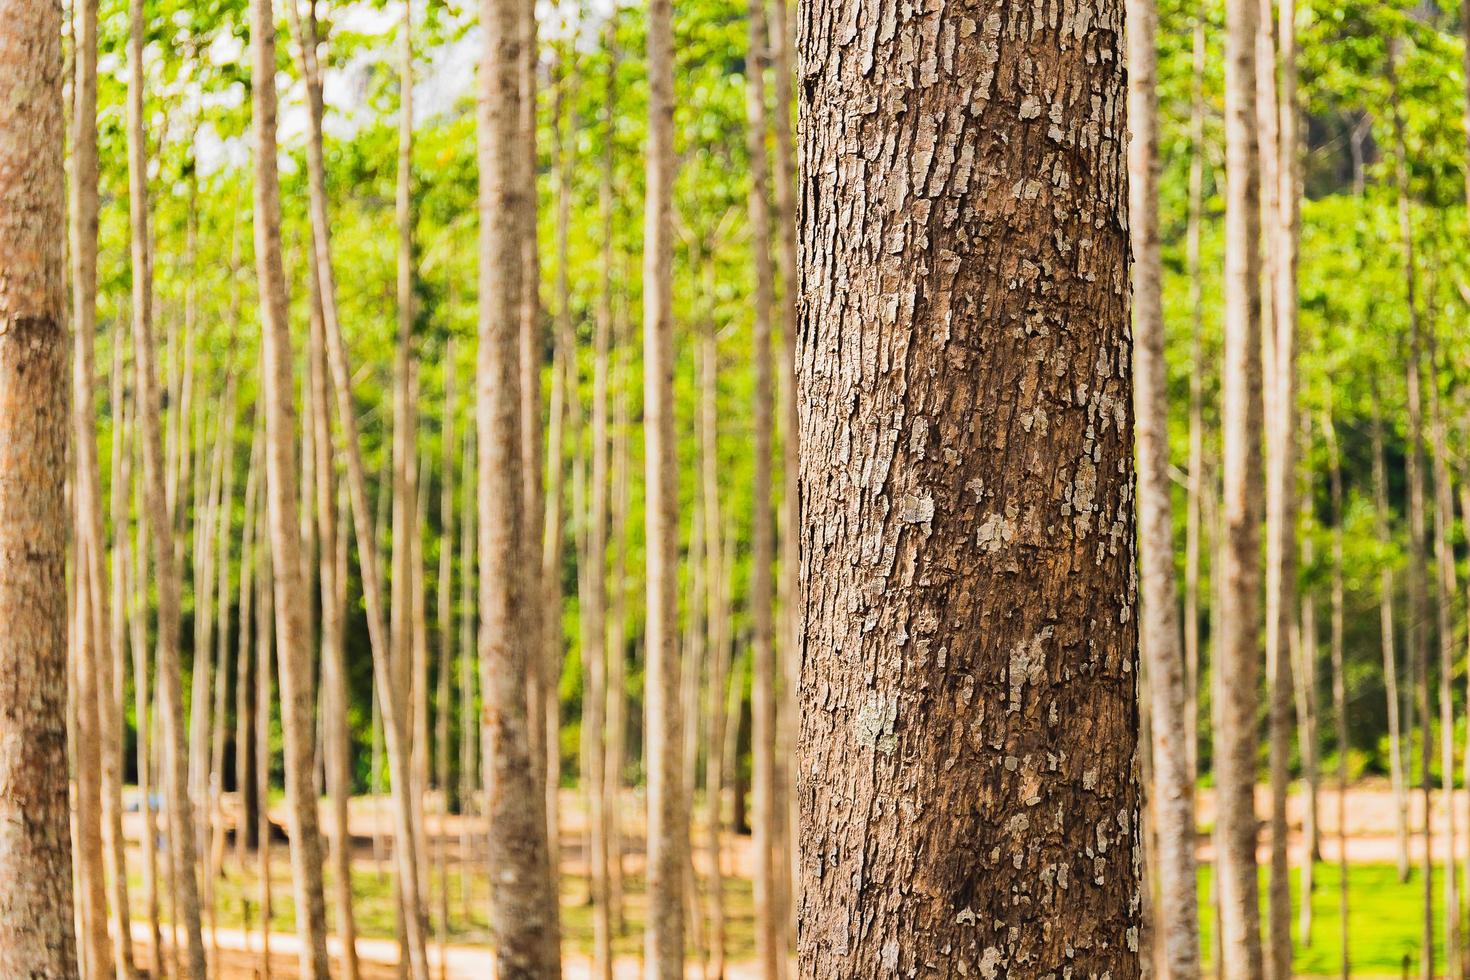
(606, 335), (631, 937)
(480, 0), (561, 972)
(699, 262), (728, 980)
(1183, 13), (1207, 787)
(1371, 376), (1410, 882)
(744, 2), (779, 975)
(126, 0), (208, 964)
(644, 0), (685, 972)
(307, 223), (360, 980)
(797, 1), (1139, 976)
(766, 0), (800, 956)
(285, 0), (432, 961)
(1426, 316), (1461, 980)
(1217, 0), (1267, 966)
(71, 0), (132, 967)
(1388, 41), (1434, 980)
(1323, 410), (1349, 980)
(248, 0), (333, 968)
(585, 26), (617, 976)
(0, 0), (78, 965)
(1127, 0), (1200, 968)
(1259, 0), (1296, 969)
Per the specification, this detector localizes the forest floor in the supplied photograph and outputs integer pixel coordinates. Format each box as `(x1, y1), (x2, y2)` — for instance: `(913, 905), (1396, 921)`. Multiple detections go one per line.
(114, 779), (1451, 978)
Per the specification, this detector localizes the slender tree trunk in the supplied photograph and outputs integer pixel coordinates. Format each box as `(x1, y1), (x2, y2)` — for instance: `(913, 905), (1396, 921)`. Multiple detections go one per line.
(1128, 0), (1201, 967)
(458, 426), (478, 921)
(1218, 0), (1267, 966)
(1323, 411), (1349, 980)
(249, 0), (333, 967)
(606, 346), (631, 937)
(1294, 451), (1320, 944)
(1388, 41), (1434, 980)
(132, 469), (164, 977)
(257, 532), (276, 978)
(0, 1), (77, 964)
(796, 1), (1139, 975)
(237, 415), (264, 871)
(1371, 377), (1410, 882)
(480, 0), (561, 971)
(644, 0), (685, 971)
(127, 0), (209, 963)
(436, 342), (457, 977)
(287, 0), (432, 962)
(1184, 13), (1207, 788)
(700, 267), (728, 980)
(307, 225), (361, 980)
(743, 2), (779, 975)
(209, 373), (241, 949)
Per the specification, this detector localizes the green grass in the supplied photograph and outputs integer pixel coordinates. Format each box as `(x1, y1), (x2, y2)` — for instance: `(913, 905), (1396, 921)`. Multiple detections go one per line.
(1199, 862), (1450, 977)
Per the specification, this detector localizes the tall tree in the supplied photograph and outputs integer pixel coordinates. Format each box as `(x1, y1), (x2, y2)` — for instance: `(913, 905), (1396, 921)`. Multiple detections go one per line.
(796, 1), (1139, 975)
(1216, 0), (1267, 968)
(1183, 13), (1208, 787)
(0, 0), (79, 967)
(1324, 410), (1349, 980)
(743, 2), (779, 975)
(127, 0), (209, 967)
(479, 0), (561, 972)
(643, 0), (685, 972)
(1129, 0), (1201, 968)
(248, 0), (333, 967)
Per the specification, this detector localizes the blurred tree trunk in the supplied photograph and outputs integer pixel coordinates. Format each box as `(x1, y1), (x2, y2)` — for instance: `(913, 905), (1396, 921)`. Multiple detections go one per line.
(643, 0), (686, 971)
(1294, 440), (1320, 944)
(435, 342), (457, 971)
(1371, 377), (1410, 882)
(1217, 0), (1268, 967)
(606, 340), (631, 937)
(1324, 411), (1350, 980)
(236, 416), (264, 869)
(127, 0), (209, 961)
(479, 0), (562, 972)
(1184, 13), (1207, 789)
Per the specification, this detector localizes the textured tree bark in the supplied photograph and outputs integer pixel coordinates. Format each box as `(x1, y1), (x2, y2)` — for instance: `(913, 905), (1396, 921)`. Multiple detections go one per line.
(796, 1), (1139, 976)
(248, 0), (333, 969)
(126, 0), (209, 965)
(744, 2), (780, 976)
(1217, 0), (1267, 967)
(479, 0), (561, 972)
(1127, 0), (1200, 970)
(1387, 42), (1434, 980)
(643, 0), (686, 973)
(0, 2), (77, 965)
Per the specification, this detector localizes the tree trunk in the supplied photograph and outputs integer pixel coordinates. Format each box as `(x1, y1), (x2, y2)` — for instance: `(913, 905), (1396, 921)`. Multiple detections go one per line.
(127, 0), (209, 961)
(479, 0), (561, 971)
(1128, 0), (1201, 968)
(256, 531), (276, 976)
(606, 342), (631, 937)
(1388, 41), (1434, 980)
(1184, 13), (1207, 788)
(1217, 0), (1267, 966)
(249, 0), (333, 967)
(436, 341), (457, 972)
(643, 0), (685, 972)
(1324, 411), (1349, 980)
(237, 415), (264, 869)
(796, 2), (1139, 975)
(1370, 376), (1410, 882)
(1294, 455), (1320, 944)
(458, 426), (479, 921)
(133, 467), (164, 978)
(0, 2), (78, 965)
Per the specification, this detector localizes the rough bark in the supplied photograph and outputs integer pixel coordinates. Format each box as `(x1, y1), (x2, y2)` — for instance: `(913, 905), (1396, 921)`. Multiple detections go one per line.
(1217, 0), (1267, 966)
(796, 1), (1140, 976)
(479, 0), (561, 972)
(0, 0), (78, 964)
(248, 0), (333, 968)
(1128, 0), (1201, 969)
(126, 0), (209, 963)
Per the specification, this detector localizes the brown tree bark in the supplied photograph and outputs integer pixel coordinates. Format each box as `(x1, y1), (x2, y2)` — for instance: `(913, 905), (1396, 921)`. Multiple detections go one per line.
(479, 0), (561, 971)
(1217, 0), (1267, 966)
(796, 1), (1139, 976)
(248, 0), (333, 967)
(1128, 0), (1201, 968)
(0, 0), (78, 965)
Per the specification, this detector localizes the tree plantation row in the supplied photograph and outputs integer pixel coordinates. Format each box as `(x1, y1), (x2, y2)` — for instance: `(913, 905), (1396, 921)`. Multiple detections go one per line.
(4, 0), (1470, 975)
